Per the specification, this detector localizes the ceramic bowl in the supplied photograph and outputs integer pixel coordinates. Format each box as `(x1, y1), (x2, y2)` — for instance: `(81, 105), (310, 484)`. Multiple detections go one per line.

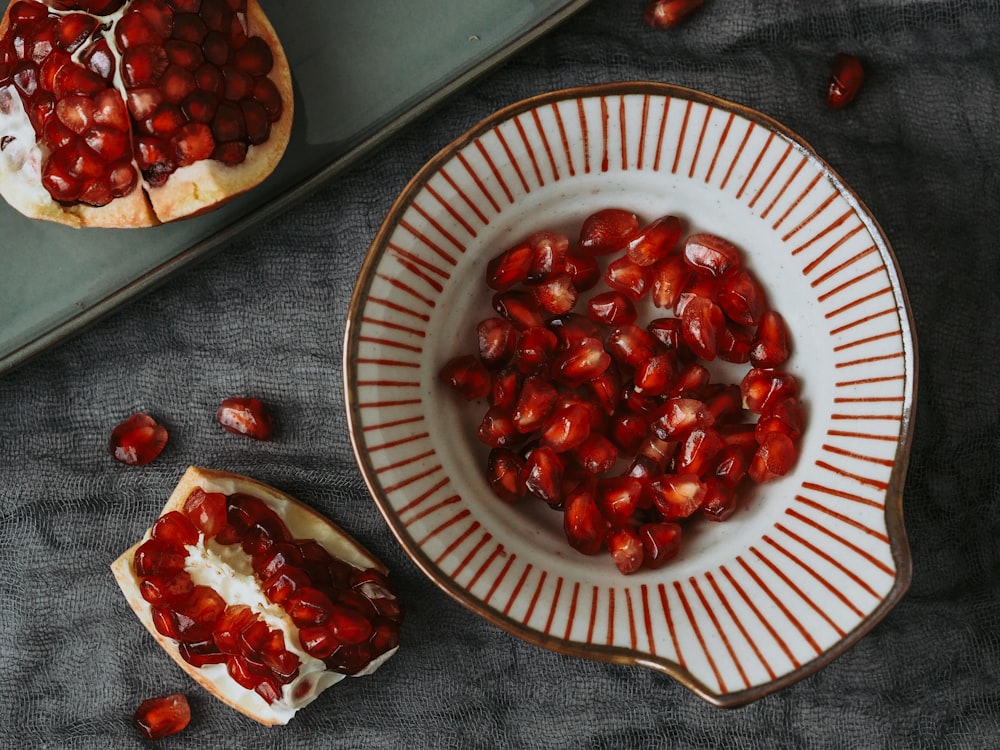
(343, 82), (916, 706)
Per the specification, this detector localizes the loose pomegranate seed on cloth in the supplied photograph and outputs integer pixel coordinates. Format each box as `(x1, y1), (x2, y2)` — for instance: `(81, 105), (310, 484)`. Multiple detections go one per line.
(134, 693), (191, 741)
(440, 209), (803, 574)
(109, 413), (168, 465)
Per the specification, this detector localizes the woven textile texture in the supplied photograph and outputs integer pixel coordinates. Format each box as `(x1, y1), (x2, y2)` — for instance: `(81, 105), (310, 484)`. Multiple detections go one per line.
(2, 0), (998, 747)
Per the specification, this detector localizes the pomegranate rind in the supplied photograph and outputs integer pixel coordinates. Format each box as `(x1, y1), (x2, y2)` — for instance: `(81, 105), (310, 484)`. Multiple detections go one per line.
(0, 0), (293, 228)
(110, 466), (395, 727)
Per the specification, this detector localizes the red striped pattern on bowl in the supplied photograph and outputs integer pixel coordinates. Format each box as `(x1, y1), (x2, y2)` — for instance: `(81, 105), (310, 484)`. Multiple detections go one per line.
(344, 83), (916, 706)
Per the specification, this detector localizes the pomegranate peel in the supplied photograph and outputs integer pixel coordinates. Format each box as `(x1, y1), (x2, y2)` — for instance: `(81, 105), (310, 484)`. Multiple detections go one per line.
(0, 0), (293, 228)
(111, 466), (400, 727)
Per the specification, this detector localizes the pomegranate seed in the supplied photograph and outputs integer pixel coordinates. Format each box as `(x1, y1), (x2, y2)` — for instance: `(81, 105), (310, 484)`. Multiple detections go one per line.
(681, 295), (725, 360)
(633, 352), (678, 396)
(587, 290), (637, 326)
(287, 587), (336, 627)
(234, 36), (273, 76)
(701, 477), (738, 521)
(586, 366), (622, 415)
(440, 355), (491, 400)
(676, 427), (725, 476)
(609, 413), (648, 453)
(750, 309), (791, 368)
(826, 53), (864, 109)
(713, 444), (753, 487)
(477, 405), (518, 448)
(159, 63), (196, 104)
(216, 397), (273, 440)
(639, 522), (682, 568)
(605, 255), (650, 300)
(757, 396), (804, 442)
(524, 230), (569, 283)
(549, 312), (600, 347)
(718, 323), (753, 364)
(327, 603), (374, 646)
(650, 473), (706, 520)
(605, 526), (644, 574)
(718, 268), (766, 326)
(178, 638), (226, 667)
(669, 362), (711, 398)
(152, 510), (199, 548)
(165, 39), (204, 70)
(578, 208), (639, 256)
(82, 39), (115, 79)
(139, 570), (194, 607)
(683, 233), (741, 276)
(489, 366), (521, 410)
(492, 290), (545, 330)
(649, 397), (712, 440)
(122, 45), (169, 87)
(298, 624), (340, 659)
(133, 538), (186, 578)
(643, 0), (704, 29)
(625, 214), (683, 266)
(487, 447), (526, 502)
(134, 693), (190, 741)
(741, 368), (799, 414)
(551, 336), (611, 387)
(572, 433), (618, 475)
(513, 325), (558, 374)
(521, 445), (564, 506)
(649, 252), (692, 310)
(513, 375), (558, 433)
(596, 476), (642, 525)
(263, 564), (311, 605)
(563, 253), (600, 291)
(647, 317), (685, 352)
(532, 273), (578, 315)
(607, 324), (660, 369)
(563, 482), (605, 555)
(255, 542), (305, 582)
(251, 75), (282, 120)
(109, 413), (168, 465)
(55, 14), (98, 54)
(212, 604), (255, 654)
(749, 431), (797, 483)
(540, 402), (592, 453)
(84, 125), (129, 160)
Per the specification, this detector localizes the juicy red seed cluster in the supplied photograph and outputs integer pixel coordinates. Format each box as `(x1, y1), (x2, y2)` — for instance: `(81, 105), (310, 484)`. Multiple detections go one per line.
(0, 0), (282, 205)
(440, 209), (803, 575)
(133, 488), (402, 702)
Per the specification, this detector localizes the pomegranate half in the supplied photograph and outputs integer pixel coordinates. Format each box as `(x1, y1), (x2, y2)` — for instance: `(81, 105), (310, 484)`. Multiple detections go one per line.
(111, 466), (402, 726)
(0, 0), (293, 227)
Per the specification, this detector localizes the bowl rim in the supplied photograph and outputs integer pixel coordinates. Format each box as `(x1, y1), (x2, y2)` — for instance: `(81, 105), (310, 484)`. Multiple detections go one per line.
(343, 81), (917, 707)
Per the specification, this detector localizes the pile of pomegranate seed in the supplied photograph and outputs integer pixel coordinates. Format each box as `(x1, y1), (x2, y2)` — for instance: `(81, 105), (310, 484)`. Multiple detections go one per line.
(133, 487), (403, 702)
(0, 0), (284, 205)
(133, 692), (190, 740)
(439, 209), (803, 574)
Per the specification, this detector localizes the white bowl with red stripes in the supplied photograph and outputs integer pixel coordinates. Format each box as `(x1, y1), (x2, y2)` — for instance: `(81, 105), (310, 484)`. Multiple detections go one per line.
(344, 82), (916, 706)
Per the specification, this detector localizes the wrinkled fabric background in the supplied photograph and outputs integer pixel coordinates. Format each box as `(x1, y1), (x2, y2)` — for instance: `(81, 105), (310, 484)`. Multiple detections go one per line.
(2, 0), (998, 747)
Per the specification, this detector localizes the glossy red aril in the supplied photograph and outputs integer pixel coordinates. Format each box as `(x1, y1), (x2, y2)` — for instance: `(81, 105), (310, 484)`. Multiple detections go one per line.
(110, 413), (168, 465)
(0, 0), (285, 208)
(643, 0), (704, 29)
(750, 310), (791, 368)
(216, 397), (273, 440)
(440, 208), (805, 574)
(578, 208), (639, 255)
(134, 693), (191, 741)
(625, 214), (683, 266)
(440, 355), (491, 401)
(826, 53), (864, 109)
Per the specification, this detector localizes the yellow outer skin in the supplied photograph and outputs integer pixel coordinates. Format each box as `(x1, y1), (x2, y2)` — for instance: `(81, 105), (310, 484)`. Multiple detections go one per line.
(110, 466), (390, 727)
(0, 0), (293, 228)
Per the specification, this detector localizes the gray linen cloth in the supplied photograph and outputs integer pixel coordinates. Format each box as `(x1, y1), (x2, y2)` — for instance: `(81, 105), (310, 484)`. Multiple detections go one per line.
(2, 0), (998, 747)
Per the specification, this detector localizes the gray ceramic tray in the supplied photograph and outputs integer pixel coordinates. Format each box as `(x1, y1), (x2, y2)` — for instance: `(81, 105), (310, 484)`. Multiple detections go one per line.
(0, 0), (590, 375)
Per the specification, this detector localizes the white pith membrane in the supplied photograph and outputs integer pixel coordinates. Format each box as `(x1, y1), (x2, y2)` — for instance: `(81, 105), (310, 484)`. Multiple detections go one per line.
(111, 467), (400, 727)
(0, 0), (292, 227)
